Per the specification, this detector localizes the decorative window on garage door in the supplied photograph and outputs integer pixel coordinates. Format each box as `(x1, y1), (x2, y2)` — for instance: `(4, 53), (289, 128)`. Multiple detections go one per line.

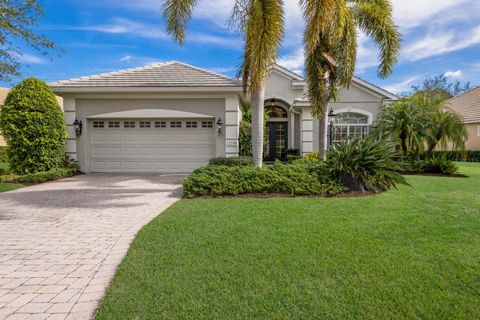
(108, 121), (120, 128)
(124, 121), (136, 128)
(155, 121), (166, 128)
(186, 121), (198, 128)
(139, 121), (151, 128)
(93, 121), (104, 128)
(201, 121), (213, 128)
(170, 121), (182, 128)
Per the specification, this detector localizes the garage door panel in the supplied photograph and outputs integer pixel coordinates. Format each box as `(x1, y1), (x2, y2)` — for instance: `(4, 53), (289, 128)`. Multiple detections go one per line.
(90, 118), (216, 173)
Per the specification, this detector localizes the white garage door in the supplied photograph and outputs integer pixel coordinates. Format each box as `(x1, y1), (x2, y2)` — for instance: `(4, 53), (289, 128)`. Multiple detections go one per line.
(90, 119), (215, 173)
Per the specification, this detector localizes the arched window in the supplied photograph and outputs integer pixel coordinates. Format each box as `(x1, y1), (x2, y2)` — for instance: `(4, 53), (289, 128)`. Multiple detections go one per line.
(332, 112), (370, 143)
(265, 105), (288, 119)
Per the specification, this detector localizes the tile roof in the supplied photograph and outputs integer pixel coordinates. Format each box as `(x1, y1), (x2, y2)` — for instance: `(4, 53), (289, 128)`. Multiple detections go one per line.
(442, 86), (480, 123)
(50, 61), (241, 88)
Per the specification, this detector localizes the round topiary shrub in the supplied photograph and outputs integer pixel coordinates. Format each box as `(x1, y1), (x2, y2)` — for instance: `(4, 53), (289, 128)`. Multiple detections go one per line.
(0, 78), (66, 174)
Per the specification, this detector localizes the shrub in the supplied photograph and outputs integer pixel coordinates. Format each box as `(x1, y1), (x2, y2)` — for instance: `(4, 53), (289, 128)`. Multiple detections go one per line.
(0, 167), (77, 184)
(0, 78), (66, 174)
(431, 151), (480, 163)
(183, 161), (344, 198)
(326, 138), (408, 193)
(209, 157), (253, 167)
(0, 146), (7, 162)
(303, 152), (322, 161)
(423, 155), (458, 175)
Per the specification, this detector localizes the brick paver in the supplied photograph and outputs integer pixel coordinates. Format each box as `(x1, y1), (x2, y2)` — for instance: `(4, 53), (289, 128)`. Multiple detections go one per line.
(0, 174), (183, 320)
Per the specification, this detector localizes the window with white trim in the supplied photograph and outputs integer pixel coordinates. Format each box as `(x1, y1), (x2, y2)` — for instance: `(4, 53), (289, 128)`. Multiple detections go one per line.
(201, 121), (213, 128)
(124, 121), (136, 128)
(186, 121), (198, 128)
(139, 121), (151, 128)
(477, 125), (480, 137)
(155, 121), (166, 128)
(332, 113), (370, 143)
(93, 121), (104, 128)
(170, 121), (182, 128)
(108, 121), (120, 128)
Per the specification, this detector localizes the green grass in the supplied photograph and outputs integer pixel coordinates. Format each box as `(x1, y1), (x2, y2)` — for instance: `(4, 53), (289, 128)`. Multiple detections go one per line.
(0, 162), (22, 192)
(96, 163), (480, 320)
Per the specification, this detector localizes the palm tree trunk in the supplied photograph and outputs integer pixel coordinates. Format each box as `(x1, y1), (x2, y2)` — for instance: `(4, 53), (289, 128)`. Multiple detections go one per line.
(319, 69), (331, 160)
(251, 84), (265, 168)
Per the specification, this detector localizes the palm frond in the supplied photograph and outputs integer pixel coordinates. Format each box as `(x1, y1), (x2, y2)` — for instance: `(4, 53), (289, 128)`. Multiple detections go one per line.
(163, 0), (198, 44)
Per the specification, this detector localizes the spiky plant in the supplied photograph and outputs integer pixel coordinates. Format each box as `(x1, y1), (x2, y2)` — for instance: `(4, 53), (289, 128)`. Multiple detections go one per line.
(162, 0), (400, 166)
(425, 109), (467, 159)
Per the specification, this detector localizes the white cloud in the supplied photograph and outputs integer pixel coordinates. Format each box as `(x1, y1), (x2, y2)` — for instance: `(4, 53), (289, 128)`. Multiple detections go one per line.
(384, 76), (421, 94)
(444, 70), (462, 78)
(119, 55), (132, 62)
(403, 25), (480, 61)
(277, 48), (304, 71)
(13, 53), (47, 64)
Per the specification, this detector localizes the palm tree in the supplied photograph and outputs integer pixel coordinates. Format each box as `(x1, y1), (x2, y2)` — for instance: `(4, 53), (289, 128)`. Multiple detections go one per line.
(373, 99), (426, 156)
(425, 109), (467, 159)
(162, 0), (400, 166)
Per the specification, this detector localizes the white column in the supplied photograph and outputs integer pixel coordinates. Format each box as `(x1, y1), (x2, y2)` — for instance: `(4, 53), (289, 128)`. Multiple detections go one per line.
(224, 95), (240, 157)
(301, 107), (314, 156)
(63, 97), (77, 161)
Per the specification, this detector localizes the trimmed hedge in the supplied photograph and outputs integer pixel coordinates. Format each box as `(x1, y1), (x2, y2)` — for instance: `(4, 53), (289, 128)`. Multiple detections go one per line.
(0, 78), (66, 174)
(0, 167), (78, 184)
(183, 161), (344, 198)
(209, 157), (253, 166)
(431, 151), (480, 162)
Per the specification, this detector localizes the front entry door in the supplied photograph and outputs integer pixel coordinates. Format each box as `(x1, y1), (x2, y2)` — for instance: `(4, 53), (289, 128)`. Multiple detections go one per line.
(267, 122), (288, 161)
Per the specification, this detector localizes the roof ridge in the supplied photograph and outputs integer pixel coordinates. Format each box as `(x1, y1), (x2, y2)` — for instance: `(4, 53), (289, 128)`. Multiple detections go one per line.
(171, 61), (239, 83)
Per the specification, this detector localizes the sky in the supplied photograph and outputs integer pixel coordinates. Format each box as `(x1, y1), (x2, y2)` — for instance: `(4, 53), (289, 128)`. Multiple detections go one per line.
(6, 0), (480, 94)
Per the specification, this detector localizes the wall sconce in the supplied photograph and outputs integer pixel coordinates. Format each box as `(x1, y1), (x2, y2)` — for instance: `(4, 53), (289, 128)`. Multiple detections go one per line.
(216, 117), (223, 135)
(73, 119), (83, 137)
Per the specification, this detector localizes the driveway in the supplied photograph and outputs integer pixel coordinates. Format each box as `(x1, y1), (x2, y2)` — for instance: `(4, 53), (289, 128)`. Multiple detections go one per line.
(0, 174), (183, 320)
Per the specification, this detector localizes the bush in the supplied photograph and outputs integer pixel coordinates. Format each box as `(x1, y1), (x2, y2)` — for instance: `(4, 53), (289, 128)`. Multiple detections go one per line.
(183, 161), (344, 198)
(209, 157), (253, 167)
(431, 151), (480, 162)
(0, 146), (7, 162)
(0, 78), (66, 174)
(423, 155), (459, 175)
(0, 167), (77, 184)
(326, 138), (408, 193)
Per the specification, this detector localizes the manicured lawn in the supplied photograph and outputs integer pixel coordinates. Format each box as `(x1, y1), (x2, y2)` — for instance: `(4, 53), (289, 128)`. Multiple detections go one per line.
(0, 162), (22, 192)
(96, 163), (480, 320)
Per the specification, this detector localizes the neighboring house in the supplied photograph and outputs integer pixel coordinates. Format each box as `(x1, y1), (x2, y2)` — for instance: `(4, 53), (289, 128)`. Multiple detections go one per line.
(443, 86), (480, 151)
(50, 61), (397, 173)
(0, 88), (64, 147)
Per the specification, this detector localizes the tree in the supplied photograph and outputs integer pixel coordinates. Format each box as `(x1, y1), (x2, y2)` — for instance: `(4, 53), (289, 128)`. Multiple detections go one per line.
(0, 0), (58, 81)
(0, 78), (66, 174)
(424, 109), (466, 159)
(162, 0), (400, 166)
(404, 74), (471, 105)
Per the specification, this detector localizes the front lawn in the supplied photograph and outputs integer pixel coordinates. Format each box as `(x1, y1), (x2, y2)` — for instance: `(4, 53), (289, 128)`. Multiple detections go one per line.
(0, 162), (22, 192)
(96, 163), (480, 320)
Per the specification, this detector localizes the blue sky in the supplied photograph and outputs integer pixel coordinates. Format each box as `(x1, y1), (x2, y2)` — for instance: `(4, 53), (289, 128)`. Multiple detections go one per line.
(7, 0), (480, 93)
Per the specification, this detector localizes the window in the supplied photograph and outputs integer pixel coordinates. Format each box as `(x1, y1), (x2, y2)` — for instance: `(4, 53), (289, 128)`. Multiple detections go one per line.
(124, 121), (136, 128)
(186, 121), (198, 128)
(332, 112), (370, 143)
(201, 121), (213, 128)
(93, 121), (104, 128)
(139, 121), (151, 128)
(477, 125), (480, 137)
(108, 121), (120, 128)
(265, 105), (288, 118)
(170, 121), (182, 128)
(155, 121), (166, 128)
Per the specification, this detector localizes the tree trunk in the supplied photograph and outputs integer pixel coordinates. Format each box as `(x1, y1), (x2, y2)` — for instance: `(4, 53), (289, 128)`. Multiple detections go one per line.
(319, 71), (331, 160)
(251, 84), (265, 168)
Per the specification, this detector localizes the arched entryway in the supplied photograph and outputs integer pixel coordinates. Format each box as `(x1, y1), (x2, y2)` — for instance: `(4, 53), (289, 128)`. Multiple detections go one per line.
(265, 99), (289, 161)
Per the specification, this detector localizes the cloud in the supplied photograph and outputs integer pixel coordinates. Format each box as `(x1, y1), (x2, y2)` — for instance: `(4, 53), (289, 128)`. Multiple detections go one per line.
(384, 76), (421, 94)
(277, 48), (304, 71)
(13, 53), (47, 64)
(119, 55), (132, 62)
(403, 25), (480, 61)
(444, 70), (462, 78)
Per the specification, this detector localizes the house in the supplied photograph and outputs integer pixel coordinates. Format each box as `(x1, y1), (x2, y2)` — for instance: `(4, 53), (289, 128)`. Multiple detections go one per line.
(442, 86), (480, 151)
(0, 88), (64, 146)
(50, 61), (397, 173)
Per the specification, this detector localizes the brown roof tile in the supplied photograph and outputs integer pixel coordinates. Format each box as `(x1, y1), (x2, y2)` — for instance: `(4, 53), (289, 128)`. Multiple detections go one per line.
(442, 86), (480, 123)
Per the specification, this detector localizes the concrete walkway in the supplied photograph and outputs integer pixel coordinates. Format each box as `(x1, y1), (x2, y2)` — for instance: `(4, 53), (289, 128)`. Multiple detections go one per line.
(0, 174), (183, 320)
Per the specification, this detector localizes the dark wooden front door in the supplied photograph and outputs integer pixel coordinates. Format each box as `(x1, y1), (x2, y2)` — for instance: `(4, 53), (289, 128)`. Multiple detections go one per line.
(266, 122), (288, 161)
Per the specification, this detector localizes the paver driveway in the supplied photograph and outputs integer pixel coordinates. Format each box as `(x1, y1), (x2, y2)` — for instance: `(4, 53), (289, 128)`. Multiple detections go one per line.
(0, 174), (183, 320)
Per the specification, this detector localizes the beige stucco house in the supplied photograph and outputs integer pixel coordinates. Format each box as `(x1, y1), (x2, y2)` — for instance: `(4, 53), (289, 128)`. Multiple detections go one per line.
(50, 61), (397, 173)
(443, 86), (480, 151)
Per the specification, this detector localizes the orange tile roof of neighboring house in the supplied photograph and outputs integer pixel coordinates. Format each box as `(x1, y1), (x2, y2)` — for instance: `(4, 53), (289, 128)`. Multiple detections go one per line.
(442, 86), (480, 123)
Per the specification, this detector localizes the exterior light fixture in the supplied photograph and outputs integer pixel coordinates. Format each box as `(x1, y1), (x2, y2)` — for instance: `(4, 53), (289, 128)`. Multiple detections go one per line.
(73, 119), (83, 137)
(328, 108), (336, 146)
(216, 118), (223, 135)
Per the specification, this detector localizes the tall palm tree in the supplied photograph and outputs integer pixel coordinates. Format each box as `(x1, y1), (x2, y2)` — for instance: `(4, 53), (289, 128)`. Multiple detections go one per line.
(163, 0), (400, 166)
(425, 109), (467, 159)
